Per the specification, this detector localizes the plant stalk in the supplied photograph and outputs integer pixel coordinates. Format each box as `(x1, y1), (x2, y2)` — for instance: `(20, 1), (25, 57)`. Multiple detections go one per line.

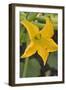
(22, 39), (29, 77)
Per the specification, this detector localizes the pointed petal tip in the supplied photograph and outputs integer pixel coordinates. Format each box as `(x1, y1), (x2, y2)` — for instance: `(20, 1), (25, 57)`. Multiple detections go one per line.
(43, 59), (47, 66)
(44, 62), (46, 66)
(21, 54), (25, 58)
(21, 20), (25, 25)
(20, 19), (27, 25)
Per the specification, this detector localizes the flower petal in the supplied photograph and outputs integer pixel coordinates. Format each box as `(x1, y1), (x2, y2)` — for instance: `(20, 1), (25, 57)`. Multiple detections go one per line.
(21, 42), (36, 58)
(37, 47), (49, 65)
(21, 20), (39, 40)
(47, 39), (58, 52)
(40, 17), (54, 38)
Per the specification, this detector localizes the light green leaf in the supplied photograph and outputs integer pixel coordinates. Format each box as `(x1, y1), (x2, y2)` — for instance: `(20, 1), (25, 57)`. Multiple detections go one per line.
(27, 12), (37, 21)
(20, 58), (41, 77)
(20, 12), (27, 21)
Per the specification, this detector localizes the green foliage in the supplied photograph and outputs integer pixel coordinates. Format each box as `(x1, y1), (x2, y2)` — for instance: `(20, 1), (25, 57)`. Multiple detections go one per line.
(20, 58), (41, 77)
(20, 26), (29, 45)
(47, 52), (58, 70)
(36, 16), (46, 23)
(33, 22), (44, 29)
(27, 12), (37, 21)
(20, 12), (27, 21)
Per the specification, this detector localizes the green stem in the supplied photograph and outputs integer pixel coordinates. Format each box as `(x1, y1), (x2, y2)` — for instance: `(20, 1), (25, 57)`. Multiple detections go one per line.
(22, 39), (29, 77)
(22, 58), (29, 77)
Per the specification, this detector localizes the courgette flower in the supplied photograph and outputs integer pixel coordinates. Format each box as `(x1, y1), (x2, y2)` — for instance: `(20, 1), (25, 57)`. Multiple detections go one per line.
(21, 17), (58, 65)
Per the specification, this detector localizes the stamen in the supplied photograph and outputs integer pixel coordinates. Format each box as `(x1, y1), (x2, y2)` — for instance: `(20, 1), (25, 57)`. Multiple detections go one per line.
(34, 34), (41, 40)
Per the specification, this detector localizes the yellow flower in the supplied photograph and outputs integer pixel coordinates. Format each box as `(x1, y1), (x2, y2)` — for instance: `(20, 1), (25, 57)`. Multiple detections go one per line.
(21, 17), (58, 65)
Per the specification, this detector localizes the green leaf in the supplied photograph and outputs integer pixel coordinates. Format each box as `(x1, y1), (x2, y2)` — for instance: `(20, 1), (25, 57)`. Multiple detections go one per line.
(20, 12), (27, 21)
(47, 52), (58, 70)
(20, 26), (29, 45)
(27, 12), (37, 21)
(33, 22), (44, 29)
(50, 14), (58, 30)
(36, 16), (46, 23)
(20, 62), (24, 77)
(20, 58), (41, 77)
(20, 27), (26, 44)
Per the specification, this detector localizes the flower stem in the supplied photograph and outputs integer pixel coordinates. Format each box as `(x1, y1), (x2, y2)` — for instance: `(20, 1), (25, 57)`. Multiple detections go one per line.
(22, 58), (29, 77)
(22, 39), (29, 77)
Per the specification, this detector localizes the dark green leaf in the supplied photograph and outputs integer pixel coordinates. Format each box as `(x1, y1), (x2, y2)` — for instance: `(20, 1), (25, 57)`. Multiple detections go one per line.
(20, 26), (29, 45)
(47, 52), (58, 70)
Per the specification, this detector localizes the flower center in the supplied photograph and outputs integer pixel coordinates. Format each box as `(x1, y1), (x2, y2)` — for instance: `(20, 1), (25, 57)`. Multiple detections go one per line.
(34, 33), (42, 40)
(33, 33), (43, 45)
